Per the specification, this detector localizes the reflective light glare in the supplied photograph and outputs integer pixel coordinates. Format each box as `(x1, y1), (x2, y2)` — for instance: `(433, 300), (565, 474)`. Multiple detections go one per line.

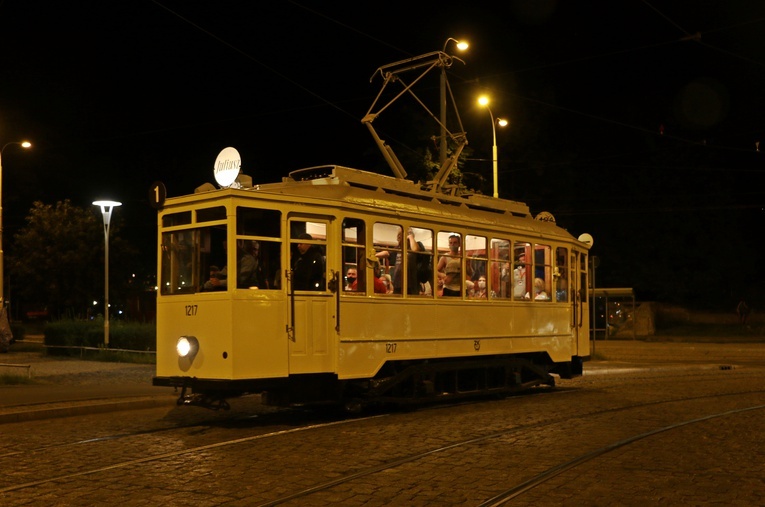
(177, 337), (192, 358)
(176, 336), (199, 358)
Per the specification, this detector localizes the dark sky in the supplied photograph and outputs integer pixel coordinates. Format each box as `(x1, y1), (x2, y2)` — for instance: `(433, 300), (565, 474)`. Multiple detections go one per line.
(1, 1), (764, 305)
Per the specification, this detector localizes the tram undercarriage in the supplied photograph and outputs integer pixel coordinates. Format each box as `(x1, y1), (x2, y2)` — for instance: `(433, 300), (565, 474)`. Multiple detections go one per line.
(157, 353), (582, 412)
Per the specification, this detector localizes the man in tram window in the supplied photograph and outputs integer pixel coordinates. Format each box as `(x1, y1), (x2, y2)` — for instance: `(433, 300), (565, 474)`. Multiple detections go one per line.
(292, 233), (325, 291)
(513, 252), (529, 299)
(345, 267), (358, 291)
(442, 258), (462, 296)
(391, 228), (419, 295)
(437, 234), (472, 293)
(237, 240), (267, 289)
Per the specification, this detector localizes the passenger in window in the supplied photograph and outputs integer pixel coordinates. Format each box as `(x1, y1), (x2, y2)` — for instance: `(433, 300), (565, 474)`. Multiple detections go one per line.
(371, 261), (388, 294)
(345, 267), (358, 291)
(442, 258), (462, 296)
(292, 233), (325, 291)
(203, 265), (227, 291)
(513, 253), (529, 299)
(380, 273), (393, 294)
(471, 276), (488, 299)
(437, 234), (472, 293)
(534, 278), (549, 300)
(391, 228), (419, 295)
(238, 240), (267, 289)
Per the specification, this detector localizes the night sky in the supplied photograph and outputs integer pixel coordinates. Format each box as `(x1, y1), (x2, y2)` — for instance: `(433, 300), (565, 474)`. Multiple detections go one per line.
(1, 1), (764, 308)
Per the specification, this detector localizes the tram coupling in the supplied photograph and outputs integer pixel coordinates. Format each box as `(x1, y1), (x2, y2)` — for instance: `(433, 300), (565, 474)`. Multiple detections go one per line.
(176, 385), (231, 411)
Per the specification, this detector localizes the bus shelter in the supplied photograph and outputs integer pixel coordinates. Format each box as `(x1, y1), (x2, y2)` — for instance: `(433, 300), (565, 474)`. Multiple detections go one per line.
(590, 287), (636, 341)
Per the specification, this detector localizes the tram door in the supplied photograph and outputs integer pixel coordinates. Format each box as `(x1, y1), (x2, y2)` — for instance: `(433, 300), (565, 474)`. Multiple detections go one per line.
(287, 218), (335, 374)
(571, 250), (590, 356)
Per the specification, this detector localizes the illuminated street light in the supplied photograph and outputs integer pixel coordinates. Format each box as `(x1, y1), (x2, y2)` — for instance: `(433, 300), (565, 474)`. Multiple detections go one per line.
(93, 200), (122, 347)
(440, 38), (469, 168)
(0, 141), (32, 307)
(478, 96), (508, 198)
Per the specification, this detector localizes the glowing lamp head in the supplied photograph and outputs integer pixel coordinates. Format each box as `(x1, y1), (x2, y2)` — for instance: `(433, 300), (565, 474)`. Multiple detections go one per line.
(176, 336), (199, 358)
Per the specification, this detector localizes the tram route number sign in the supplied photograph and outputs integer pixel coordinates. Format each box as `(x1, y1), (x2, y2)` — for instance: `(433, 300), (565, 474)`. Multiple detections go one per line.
(149, 181), (167, 210)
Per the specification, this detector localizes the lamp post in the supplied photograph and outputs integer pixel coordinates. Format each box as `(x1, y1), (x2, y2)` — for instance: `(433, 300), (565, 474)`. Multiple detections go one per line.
(440, 38), (469, 168)
(93, 200), (121, 347)
(477, 96), (508, 198)
(0, 141), (32, 307)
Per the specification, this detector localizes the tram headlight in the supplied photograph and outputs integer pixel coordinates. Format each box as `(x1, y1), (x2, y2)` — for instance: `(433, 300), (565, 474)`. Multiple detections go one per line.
(176, 336), (199, 359)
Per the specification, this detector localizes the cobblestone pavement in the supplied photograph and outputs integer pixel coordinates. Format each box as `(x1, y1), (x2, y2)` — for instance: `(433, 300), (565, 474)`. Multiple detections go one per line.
(0, 338), (762, 505)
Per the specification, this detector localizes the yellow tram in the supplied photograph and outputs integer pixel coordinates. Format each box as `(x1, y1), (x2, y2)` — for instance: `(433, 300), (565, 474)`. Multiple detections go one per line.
(152, 50), (592, 410)
(153, 164), (591, 409)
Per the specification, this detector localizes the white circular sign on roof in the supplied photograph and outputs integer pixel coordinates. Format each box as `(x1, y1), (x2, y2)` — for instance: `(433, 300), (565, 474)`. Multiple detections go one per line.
(213, 147), (241, 187)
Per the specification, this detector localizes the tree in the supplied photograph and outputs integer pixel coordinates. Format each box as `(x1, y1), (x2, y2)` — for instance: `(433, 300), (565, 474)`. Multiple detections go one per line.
(7, 200), (134, 319)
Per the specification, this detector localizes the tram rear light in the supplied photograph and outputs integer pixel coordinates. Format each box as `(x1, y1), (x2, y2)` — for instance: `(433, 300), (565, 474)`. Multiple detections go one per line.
(176, 336), (199, 358)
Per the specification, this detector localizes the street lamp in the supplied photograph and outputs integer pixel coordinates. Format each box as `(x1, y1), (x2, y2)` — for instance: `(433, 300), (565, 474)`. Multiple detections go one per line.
(440, 38), (469, 168)
(0, 141), (32, 307)
(477, 96), (508, 198)
(93, 200), (121, 347)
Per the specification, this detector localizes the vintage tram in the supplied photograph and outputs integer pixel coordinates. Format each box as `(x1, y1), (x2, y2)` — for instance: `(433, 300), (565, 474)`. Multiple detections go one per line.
(152, 164), (591, 410)
(152, 50), (592, 410)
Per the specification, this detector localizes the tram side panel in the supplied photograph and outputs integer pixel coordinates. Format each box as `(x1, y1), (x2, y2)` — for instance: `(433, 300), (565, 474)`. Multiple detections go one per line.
(336, 298), (578, 380)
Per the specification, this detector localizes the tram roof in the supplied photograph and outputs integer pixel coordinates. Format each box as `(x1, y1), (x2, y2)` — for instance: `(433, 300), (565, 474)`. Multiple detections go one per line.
(177, 165), (582, 243)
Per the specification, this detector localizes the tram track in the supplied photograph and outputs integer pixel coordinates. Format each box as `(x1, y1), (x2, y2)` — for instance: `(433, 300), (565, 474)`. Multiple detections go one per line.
(2, 381), (763, 503)
(253, 388), (765, 506)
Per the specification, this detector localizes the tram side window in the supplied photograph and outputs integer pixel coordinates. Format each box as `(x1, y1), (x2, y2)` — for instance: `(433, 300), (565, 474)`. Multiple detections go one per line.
(513, 243), (531, 300)
(373, 222), (401, 295)
(534, 244), (552, 301)
(437, 231), (466, 297)
(290, 221), (326, 291)
(490, 238), (511, 299)
(342, 219), (366, 293)
(412, 227), (433, 297)
(237, 208), (282, 290)
(555, 247), (569, 302)
(466, 235), (487, 299)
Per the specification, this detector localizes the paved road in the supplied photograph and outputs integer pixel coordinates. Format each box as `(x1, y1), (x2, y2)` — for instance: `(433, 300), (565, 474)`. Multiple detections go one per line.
(0, 338), (762, 506)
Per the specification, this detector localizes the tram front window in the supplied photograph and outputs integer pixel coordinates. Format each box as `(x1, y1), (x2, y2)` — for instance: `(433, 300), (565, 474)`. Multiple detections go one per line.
(160, 226), (227, 295)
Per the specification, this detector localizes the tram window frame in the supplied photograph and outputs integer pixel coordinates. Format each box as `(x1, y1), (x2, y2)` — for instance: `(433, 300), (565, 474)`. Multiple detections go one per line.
(490, 238), (511, 299)
(236, 207), (282, 290)
(289, 221), (327, 292)
(580, 253), (588, 303)
(197, 206), (226, 223)
(411, 227), (434, 297)
(533, 243), (552, 301)
(555, 247), (569, 302)
(513, 242), (532, 300)
(373, 222), (402, 296)
(160, 224), (227, 295)
(162, 211), (191, 227)
(436, 231), (465, 298)
(466, 235), (487, 300)
(342, 218), (366, 294)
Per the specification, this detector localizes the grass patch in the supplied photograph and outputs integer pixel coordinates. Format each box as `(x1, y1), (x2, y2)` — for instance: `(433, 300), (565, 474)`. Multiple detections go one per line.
(0, 374), (36, 385)
(76, 349), (156, 365)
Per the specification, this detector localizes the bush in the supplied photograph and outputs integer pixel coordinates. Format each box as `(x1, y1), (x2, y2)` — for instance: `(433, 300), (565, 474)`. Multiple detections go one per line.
(44, 318), (155, 355)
